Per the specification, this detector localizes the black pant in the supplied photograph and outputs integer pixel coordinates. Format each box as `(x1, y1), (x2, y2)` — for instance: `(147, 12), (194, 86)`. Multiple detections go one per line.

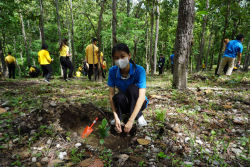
(60, 57), (74, 80)
(41, 64), (53, 81)
(171, 64), (174, 74)
(88, 64), (98, 81)
(101, 67), (105, 79)
(112, 84), (147, 121)
(8, 64), (15, 79)
(29, 72), (38, 78)
(159, 66), (163, 75)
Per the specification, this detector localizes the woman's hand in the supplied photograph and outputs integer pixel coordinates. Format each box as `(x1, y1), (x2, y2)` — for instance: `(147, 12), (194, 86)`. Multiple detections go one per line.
(124, 120), (133, 134)
(115, 118), (122, 132)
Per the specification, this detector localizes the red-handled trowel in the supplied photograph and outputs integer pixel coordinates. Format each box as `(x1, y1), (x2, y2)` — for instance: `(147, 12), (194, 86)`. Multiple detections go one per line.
(81, 117), (98, 139)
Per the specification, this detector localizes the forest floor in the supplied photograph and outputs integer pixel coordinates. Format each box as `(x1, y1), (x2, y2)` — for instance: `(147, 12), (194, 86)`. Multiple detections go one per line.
(0, 69), (250, 167)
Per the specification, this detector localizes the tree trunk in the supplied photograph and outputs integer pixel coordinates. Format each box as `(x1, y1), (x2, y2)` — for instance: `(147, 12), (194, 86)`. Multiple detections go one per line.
(13, 37), (21, 78)
(243, 36), (250, 71)
(39, 0), (46, 45)
(216, 0), (230, 69)
(196, 0), (209, 72)
(127, 0), (130, 17)
(153, 0), (160, 74)
(55, 0), (63, 77)
(70, 0), (76, 73)
(112, 0), (117, 46)
(0, 38), (7, 77)
(173, 0), (195, 89)
(20, 12), (31, 67)
(32, 57), (36, 67)
(210, 52), (214, 70)
(149, 0), (155, 76)
(146, 27), (149, 73)
(97, 0), (107, 82)
(205, 27), (213, 71)
(66, 4), (72, 56)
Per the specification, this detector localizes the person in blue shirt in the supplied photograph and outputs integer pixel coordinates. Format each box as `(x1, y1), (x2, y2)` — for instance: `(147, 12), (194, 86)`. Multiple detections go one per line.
(217, 34), (244, 77)
(158, 54), (165, 75)
(108, 43), (148, 134)
(170, 54), (174, 74)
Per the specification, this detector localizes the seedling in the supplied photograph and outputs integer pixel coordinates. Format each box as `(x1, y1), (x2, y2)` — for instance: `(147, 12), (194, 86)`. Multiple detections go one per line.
(155, 109), (166, 122)
(98, 118), (110, 139)
(157, 152), (168, 158)
(139, 161), (146, 166)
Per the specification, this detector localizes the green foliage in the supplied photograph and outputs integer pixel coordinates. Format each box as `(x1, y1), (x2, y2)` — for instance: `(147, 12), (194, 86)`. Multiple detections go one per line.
(98, 118), (110, 139)
(155, 109), (166, 122)
(157, 152), (168, 158)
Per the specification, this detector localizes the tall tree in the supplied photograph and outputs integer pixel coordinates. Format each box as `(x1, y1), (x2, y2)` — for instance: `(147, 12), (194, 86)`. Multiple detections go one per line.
(196, 0), (209, 72)
(39, 0), (46, 45)
(127, 0), (130, 17)
(112, 0), (117, 46)
(216, 0), (230, 70)
(69, 0), (76, 73)
(149, 0), (155, 76)
(0, 39), (7, 77)
(153, 0), (160, 73)
(19, 12), (31, 67)
(243, 36), (250, 71)
(173, 0), (195, 89)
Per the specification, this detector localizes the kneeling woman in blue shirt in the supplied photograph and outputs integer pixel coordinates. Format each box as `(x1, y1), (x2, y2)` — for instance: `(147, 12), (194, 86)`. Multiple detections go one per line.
(108, 43), (148, 133)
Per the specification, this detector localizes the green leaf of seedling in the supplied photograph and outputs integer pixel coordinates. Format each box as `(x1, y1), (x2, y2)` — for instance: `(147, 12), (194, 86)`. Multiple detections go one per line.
(157, 152), (167, 158)
(100, 139), (104, 145)
(0, 146), (6, 149)
(211, 130), (216, 135)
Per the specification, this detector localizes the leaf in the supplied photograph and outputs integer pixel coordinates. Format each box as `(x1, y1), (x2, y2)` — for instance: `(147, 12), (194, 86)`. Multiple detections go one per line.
(223, 105), (233, 109)
(211, 130), (216, 135)
(197, 11), (209, 15)
(137, 139), (151, 145)
(100, 139), (104, 145)
(157, 152), (167, 158)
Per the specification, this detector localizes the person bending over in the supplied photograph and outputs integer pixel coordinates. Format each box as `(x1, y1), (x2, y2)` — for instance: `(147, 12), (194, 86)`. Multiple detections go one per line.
(59, 38), (74, 82)
(108, 43), (148, 134)
(28, 66), (39, 78)
(5, 52), (17, 79)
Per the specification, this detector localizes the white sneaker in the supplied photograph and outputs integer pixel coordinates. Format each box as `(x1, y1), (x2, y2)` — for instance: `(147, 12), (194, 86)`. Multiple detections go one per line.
(138, 115), (147, 127)
(45, 80), (50, 83)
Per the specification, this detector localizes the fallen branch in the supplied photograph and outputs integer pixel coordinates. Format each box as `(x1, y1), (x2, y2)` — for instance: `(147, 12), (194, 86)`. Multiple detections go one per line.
(90, 103), (106, 117)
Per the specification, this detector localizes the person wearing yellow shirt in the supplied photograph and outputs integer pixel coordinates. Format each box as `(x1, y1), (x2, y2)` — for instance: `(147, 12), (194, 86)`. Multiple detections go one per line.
(86, 38), (100, 81)
(38, 44), (53, 83)
(102, 58), (107, 75)
(76, 71), (81, 77)
(28, 66), (40, 78)
(59, 38), (74, 82)
(202, 63), (205, 71)
(5, 52), (17, 79)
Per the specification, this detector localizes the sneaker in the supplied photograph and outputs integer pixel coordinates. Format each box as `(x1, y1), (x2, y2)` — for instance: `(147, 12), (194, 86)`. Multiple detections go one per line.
(137, 115), (147, 127)
(65, 78), (71, 82)
(45, 80), (50, 83)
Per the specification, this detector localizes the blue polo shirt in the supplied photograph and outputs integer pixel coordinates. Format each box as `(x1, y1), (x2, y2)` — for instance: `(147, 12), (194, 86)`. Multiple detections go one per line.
(170, 54), (174, 64)
(108, 62), (149, 106)
(223, 40), (243, 58)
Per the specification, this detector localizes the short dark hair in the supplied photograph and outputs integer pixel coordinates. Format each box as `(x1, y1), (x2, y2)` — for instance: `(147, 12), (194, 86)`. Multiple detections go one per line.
(92, 38), (98, 42)
(8, 52), (11, 55)
(42, 44), (48, 49)
(160, 54), (163, 56)
(236, 34), (244, 40)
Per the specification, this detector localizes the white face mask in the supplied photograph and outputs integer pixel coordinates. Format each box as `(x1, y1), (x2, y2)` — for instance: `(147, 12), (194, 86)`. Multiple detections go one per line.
(115, 57), (129, 69)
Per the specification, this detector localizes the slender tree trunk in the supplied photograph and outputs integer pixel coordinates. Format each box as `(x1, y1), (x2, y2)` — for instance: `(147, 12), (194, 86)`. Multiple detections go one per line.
(243, 36), (250, 71)
(173, 0), (195, 89)
(153, 0), (160, 74)
(13, 37), (21, 78)
(149, 0), (155, 76)
(97, 0), (107, 82)
(127, 0), (130, 17)
(146, 27), (149, 73)
(0, 39), (7, 77)
(210, 52), (214, 70)
(66, 4), (72, 56)
(216, 0), (230, 69)
(205, 27), (213, 71)
(112, 0), (117, 46)
(20, 12), (31, 67)
(55, 0), (63, 77)
(196, 0), (209, 72)
(70, 0), (76, 73)
(39, 0), (46, 45)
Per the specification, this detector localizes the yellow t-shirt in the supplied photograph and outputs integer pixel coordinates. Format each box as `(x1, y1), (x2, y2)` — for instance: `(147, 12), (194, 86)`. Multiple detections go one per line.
(60, 45), (69, 57)
(202, 63), (205, 68)
(103, 61), (107, 69)
(5, 55), (16, 64)
(38, 50), (51, 65)
(76, 71), (81, 77)
(30, 67), (36, 72)
(86, 44), (103, 64)
(78, 67), (82, 71)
